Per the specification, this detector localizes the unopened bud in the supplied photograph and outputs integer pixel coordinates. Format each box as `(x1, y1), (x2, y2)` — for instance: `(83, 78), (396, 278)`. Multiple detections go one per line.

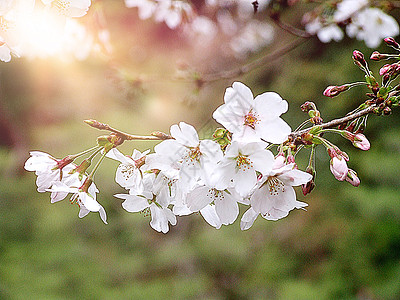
(353, 50), (367, 68)
(323, 85), (349, 97)
(301, 166), (315, 195)
(370, 51), (388, 61)
(330, 156), (348, 181)
(345, 169), (360, 187)
(352, 133), (370, 150)
(151, 131), (173, 140)
(212, 128), (231, 149)
(300, 101), (315, 112)
(380, 64), (392, 76)
(383, 107), (392, 115)
(384, 37), (400, 49)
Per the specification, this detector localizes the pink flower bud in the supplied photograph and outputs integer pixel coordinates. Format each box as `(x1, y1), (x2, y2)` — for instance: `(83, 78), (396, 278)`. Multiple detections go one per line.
(379, 64), (392, 76)
(384, 37), (400, 49)
(345, 169), (360, 187)
(330, 156), (348, 181)
(353, 50), (367, 67)
(323, 85), (349, 97)
(301, 166), (315, 195)
(353, 133), (370, 150)
(370, 51), (385, 61)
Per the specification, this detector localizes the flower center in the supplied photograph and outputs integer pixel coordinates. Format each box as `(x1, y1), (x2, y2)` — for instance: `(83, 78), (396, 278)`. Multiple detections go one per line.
(206, 188), (224, 203)
(69, 193), (81, 207)
(53, 0), (71, 15)
(266, 176), (285, 195)
(244, 110), (259, 129)
(119, 164), (137, 181)
(0, 17), (14, 34)
(236, 154), (252, 171)
(183, 146), (201, 166)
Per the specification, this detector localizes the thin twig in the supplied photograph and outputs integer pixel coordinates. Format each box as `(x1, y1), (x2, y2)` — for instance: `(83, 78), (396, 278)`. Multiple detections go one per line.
(84, 119), (173, 141)
(202, 38), (309, 82)
(271, 18), (312, 38)
(290, 105), (376, 138)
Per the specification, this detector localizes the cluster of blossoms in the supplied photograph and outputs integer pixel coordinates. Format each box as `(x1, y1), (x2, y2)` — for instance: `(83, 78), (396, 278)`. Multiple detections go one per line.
(30, 39), (400, 233)
(303, 0), (399, 48)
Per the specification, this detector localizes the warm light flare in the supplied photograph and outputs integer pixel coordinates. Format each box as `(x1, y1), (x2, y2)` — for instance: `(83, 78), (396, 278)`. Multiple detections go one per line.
(12, 7), (92, 60)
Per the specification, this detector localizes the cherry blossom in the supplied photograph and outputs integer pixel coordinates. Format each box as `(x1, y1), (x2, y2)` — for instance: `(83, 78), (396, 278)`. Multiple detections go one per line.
(106, 148), (149, 193)
(47, 178), (107, 224)
(24, 151), (77, 193)
(213, 141), (274, 197)
(213, 82), (291, 144)
(330, 156), (348, 181)
(187, 186), (244, 225)
(249, 163), (312, 218)
(41, 0), (91, 18)
(152, 122), (223, 193)
(115, 173), (177, 233)
(346, 8), (400, 48)
(304, 18), (344, 43)
(125, 0), (156, 20)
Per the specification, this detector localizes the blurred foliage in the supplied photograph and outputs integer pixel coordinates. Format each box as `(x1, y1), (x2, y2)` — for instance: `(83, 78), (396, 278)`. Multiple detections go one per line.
(1, 1), (400, 299)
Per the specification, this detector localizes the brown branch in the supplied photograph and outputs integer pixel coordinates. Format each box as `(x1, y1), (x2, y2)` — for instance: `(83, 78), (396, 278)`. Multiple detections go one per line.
(271, 18), (311, 38)
(290, 105), (376, 138)
(201, 37), (309, 82)
(84, 119), (173, 141)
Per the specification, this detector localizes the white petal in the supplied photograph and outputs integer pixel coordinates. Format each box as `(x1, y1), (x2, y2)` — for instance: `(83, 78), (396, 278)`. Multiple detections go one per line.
(200, 205), (222, 229)
(116, 194), (150, 212)
(226, 82), (254, 105)
(256, 118), (291, 144)
(240, 207), (259, 230)
(254, 92), (288, 118)
(215, 192), (239, 225)
(234, 166), (257, 198)
(186, 185), (213, 211)
(170, 122), (199, 147)
(247, 148), (274, 175)
(78, 191), (100, 212)
(249, 185), (273, 214)
(278, 169), (313, 187)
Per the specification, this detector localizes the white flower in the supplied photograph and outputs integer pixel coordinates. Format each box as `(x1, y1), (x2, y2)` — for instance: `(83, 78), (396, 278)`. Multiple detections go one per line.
(115, 173), (177, 233)
(305, 17), (344, 43)
(249, 163), (312, 218)
(333, 0), (368, 23)
(214, 141), (274, 197)
(230, 20), (274, 58)
(187, 186), (244, 225)
(0, 43), (11, 62)
(213, 82), (291, 144)
(24, 151), (78, 193)
(153, 122), (223, 193)
(41, 0), (91, 18)
(346, 8), (400, 48)
(106, 148), (149, 193)
(154, 0), (193, 29)
(125, 0), (156, 20)
(47, 178), (107, 224)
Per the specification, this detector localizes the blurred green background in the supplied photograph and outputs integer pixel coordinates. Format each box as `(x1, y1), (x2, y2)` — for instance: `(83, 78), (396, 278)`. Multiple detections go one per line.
(1, 1), (400, 299)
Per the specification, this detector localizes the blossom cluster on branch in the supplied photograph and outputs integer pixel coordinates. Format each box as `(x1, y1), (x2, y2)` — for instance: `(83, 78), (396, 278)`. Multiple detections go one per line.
(24, 36), (400, 232)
